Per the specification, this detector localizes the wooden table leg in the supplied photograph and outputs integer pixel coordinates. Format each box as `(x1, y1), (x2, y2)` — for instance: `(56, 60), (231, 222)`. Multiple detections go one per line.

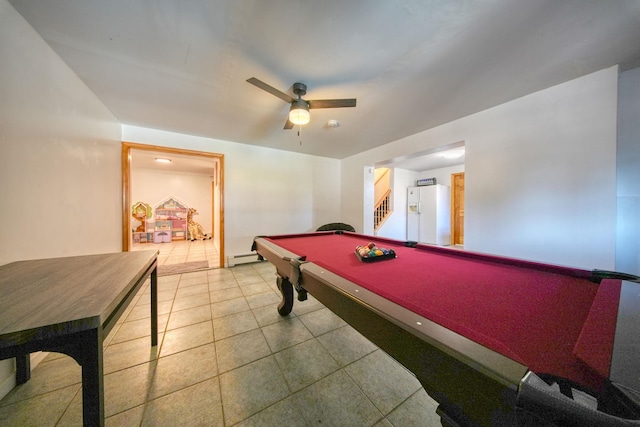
(76, 329), (104, 427)
(151, 266), (158, 346)
(15, 354), (30, 384)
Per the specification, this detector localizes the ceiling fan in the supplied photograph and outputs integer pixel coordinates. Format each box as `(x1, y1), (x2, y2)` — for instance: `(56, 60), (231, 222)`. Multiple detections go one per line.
(246, 77), (356, 129)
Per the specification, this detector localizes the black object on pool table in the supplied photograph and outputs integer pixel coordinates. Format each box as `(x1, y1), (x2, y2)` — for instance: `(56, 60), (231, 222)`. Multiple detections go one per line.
(355, 242), (396, 262)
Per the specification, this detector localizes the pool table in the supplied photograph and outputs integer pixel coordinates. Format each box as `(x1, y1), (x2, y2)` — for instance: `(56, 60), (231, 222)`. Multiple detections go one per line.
(252, 231), (640, 427)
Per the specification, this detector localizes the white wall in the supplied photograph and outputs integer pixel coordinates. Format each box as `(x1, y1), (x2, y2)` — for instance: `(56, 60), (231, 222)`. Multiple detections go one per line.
(0, 0), (122, 399)
(131, 168), (214, 235)
(343, 67), (619, 270)
(616, 66), (640, 275)
(122, 126), (342, 259)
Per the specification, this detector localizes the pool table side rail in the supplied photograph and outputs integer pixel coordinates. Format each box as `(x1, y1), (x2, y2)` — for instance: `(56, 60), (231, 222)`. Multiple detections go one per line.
(252, 237), (307, 280)
(252, 236), (305, 265)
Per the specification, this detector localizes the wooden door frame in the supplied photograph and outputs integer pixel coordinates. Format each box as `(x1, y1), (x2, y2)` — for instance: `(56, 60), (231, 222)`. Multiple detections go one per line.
(450, 172), (464, 246)
(121, 142), (225, 268)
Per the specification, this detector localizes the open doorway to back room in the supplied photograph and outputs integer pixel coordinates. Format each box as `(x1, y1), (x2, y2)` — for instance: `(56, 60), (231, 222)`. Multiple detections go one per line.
(372, 141), (465, 244)
(121, 142), (224, 269)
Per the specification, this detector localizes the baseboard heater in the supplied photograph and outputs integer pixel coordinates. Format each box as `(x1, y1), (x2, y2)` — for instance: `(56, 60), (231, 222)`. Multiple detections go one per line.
(227, 253), (261, 267)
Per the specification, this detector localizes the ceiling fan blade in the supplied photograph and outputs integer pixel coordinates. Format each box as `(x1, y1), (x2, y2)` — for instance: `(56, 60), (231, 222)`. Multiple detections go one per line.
(308, 99), (357, 109)
(283, 118), (294, 129)
(246, 77), (294, 103)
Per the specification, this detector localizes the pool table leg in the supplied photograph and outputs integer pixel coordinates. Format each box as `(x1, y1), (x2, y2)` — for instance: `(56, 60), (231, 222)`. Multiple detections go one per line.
(436, 406), (467, 427)
(439, 416), (463, 427)
(276, 275), (294, 316)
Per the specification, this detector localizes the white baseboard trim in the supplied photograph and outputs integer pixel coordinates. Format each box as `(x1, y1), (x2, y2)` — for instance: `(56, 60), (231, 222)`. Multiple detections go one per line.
(227, 253), (260, 267)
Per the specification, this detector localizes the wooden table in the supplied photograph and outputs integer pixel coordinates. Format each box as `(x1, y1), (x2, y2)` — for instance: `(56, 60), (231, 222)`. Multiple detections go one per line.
(0, 250), (158, 426)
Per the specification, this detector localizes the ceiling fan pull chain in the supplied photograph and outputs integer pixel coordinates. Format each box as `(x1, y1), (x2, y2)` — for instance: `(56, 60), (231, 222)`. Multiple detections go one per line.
(298, 125), (303, 146)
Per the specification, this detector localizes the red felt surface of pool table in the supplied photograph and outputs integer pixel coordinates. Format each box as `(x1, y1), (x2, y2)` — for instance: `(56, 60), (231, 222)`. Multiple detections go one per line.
(266, 232), (621, 390)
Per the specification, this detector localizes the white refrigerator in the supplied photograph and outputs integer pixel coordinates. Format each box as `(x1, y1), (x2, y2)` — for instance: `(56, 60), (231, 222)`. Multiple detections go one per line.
(407, 184), (451, 245)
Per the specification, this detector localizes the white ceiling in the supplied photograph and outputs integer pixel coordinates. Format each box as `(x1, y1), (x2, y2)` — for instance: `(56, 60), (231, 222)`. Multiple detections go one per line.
(11, 0), (640, 169)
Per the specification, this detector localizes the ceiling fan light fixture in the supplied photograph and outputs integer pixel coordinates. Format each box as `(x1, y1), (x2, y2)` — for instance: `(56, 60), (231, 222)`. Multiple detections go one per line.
(289, 100), (310, 125)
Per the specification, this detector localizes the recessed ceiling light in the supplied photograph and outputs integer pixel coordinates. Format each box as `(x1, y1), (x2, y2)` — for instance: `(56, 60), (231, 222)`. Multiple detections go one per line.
(155, 158), (172, 164)
(442, 149), (465, 159)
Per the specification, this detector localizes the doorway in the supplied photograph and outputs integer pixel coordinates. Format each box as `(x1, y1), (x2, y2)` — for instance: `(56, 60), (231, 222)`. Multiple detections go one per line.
(451, 172), (465, 246)
(121, 142), (225, 268)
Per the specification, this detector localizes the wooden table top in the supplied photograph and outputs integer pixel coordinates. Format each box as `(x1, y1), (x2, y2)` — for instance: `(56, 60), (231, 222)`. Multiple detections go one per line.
(0, 251), (158, 347)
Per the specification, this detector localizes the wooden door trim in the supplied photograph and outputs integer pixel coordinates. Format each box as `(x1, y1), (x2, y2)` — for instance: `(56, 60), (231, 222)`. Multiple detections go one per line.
(121, 142), (225, 268)
(450, 172), (465, 246)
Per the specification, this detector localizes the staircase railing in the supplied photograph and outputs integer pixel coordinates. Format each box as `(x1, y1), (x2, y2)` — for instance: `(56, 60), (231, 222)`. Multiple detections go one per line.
(374, 189), (392, 230)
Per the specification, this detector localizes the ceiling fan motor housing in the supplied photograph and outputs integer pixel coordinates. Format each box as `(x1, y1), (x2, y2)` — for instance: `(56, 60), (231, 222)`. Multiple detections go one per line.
(291, 98), (309, 111)
(292, 82), (307, 97)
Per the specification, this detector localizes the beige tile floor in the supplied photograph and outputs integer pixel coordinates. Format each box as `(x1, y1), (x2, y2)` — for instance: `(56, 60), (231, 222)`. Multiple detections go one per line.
(0, 261), (443, 426)
(132, 238), (221, 269)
